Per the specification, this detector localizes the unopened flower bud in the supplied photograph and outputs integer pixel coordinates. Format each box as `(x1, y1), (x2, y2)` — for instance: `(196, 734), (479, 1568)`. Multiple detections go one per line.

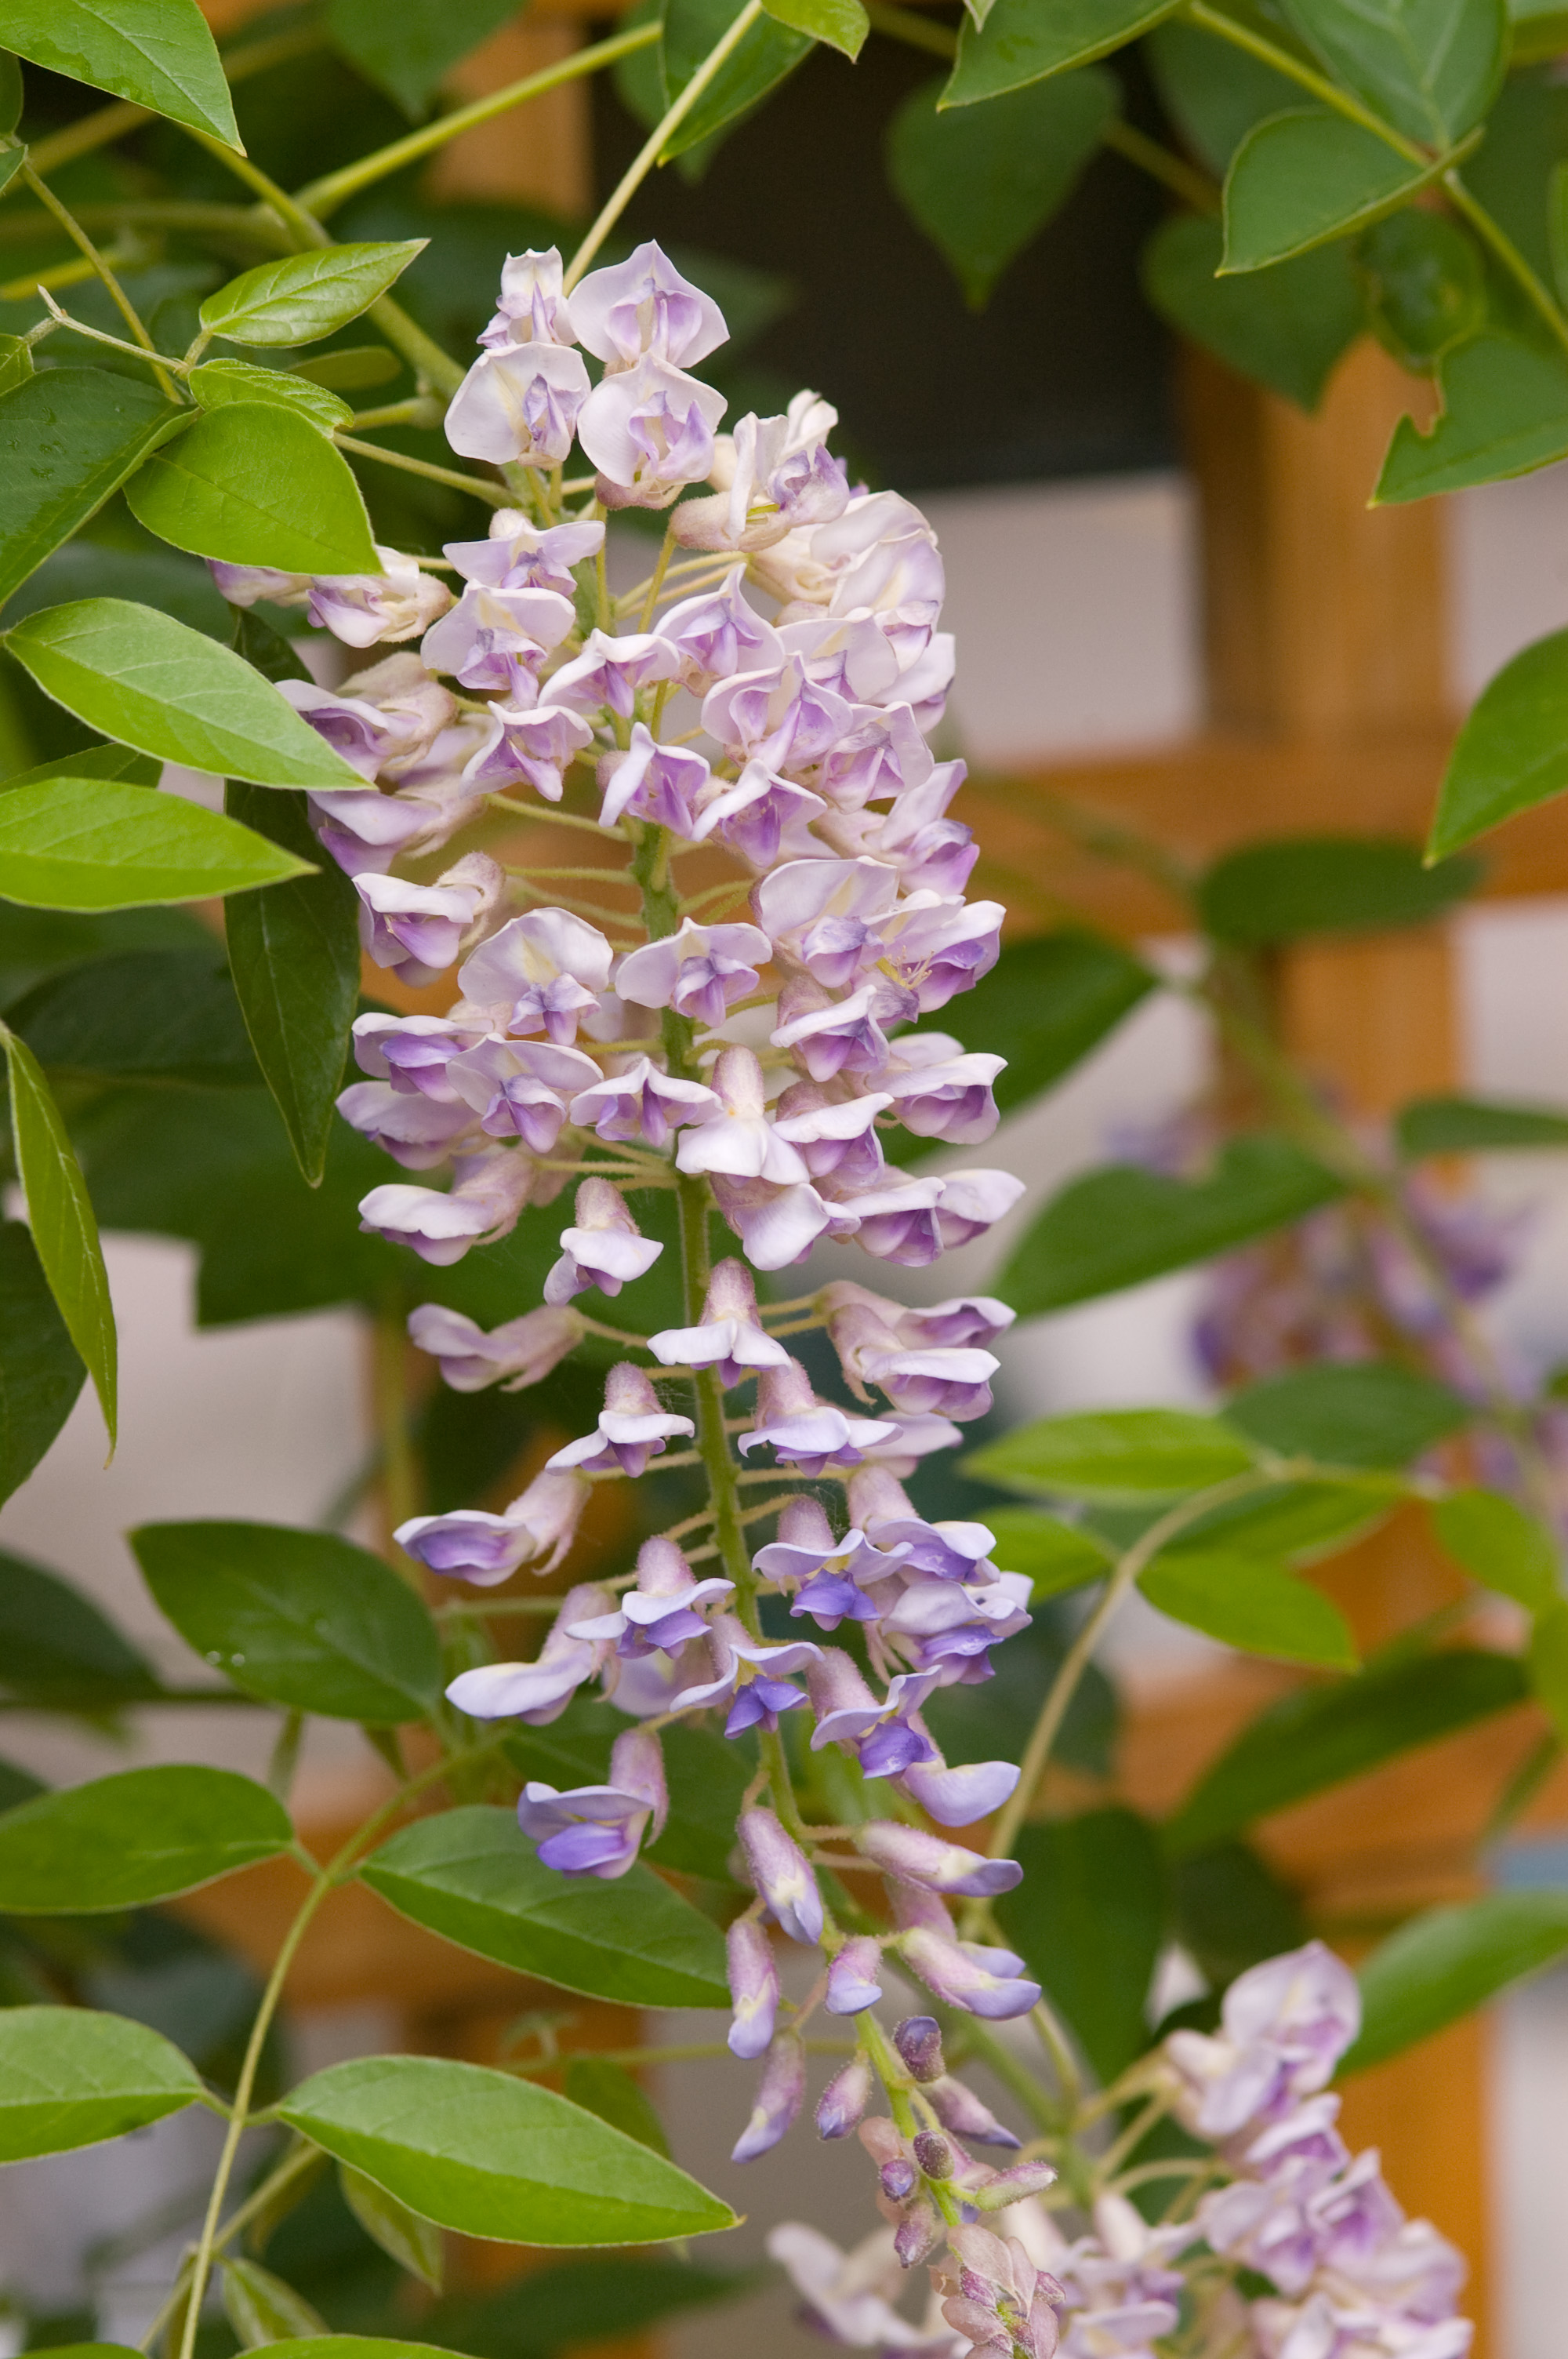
(815, 2052), (873, 2139)
(893, 2195), (941, 2269)
(893, 2014), (945, 2084)
(731, 2029), (806, 2163)
(913, 2131), (953, 2181)
(726, 1916), (779, 2060)
(740, 1806), (825, 1946)
(927, 2075), (1020, 2150)
(969, 2161), (1060, 2211)
(825, 1936), (884, 2016)
(880, 2156), (917, 2201)
(859, 1821), (1022, 1899)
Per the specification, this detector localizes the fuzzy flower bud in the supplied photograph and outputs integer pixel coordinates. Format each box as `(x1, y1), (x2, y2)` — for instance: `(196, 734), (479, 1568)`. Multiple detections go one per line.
(968, 2161), (1059, 2210)
(913, 2132), (953, 2182)
(740, 1806), (824, 1946)
(858, 1822), (1024, 1899)
(825, 1936), (884, 2016)
(892, 2015), (945, 2085)
(731, 2029), (806, 2163)
(815, 2052), (873, 2140)
(926, 2076), (1019, 2149)
(726, 1916), (780, 2060)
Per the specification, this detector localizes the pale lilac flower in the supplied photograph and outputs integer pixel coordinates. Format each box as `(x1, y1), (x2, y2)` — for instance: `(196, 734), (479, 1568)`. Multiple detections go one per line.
(753, 857), (900, 990)
(708, 1172), (833, 1270)
(754, 1495), (906, 1627)
(568, 1055), (719, 1147)
(459, 909), (614, 1041)
(517, 1726), (667, 1879)
(901, 1924), (1041, 2020)
(564, 1534), (733, 1658)
(873, 898), (1006, 1014)
(779, 611), (903, 704)
(598, 724), (711, 833)
(926, 2077), (1020, 2150)
(546, 1359), (693, 1477)
(822, 1285), (998, 1420)
(905, 1296), (1015, 1349)
(543, 1180), (664, 1306)
(879, 1040), (1005, 1145)
(808, 1656), (941, 1779)
(932, 1169), (1027, 1249)
(396, 1467), (590, 1583)
(279, 659), (454, 783)
(825, 1936), (884, 2016)
(727, 1915), (779, 2059)
(677, 1049), (806, 1185)
(880, 1572), (1033, 1678)
(691, 758), (829, 868)
(407, 1302), (585, 1393)
(569, 241), (728, 370)
(765, 2224), (962, 2354)
(673, 392), (848, 551)
(420, 580), (574, 691)
(466, 695), (596, 803)
(445, 341), (590, 467)
(659, 568), (782, 689)
(209, 558), (312, 608)
(846, 1468), (999, 1580)
(336, 1080), (477, 1167)
(580, 353), (728, 507)
(447, 510), (603, 594)
(1243, 2093), (1350, 2193)
(739, 1358), (901, 1476)
(478, 248), (577, 350)
(308, 783), (440, 873)
(648, 1256), (791, 1384)
(355, 851), (502, 983)
(352, 1011), (481, 1100)
(1200, 2178), (1319, 2298)
(732, 2028), (806, 2162)
(667, 1614), (821, 1737)
(771, 977), (894, 1081)
(858, 1822), (1022, 1899)
(739, 1805), (824, 1943)
(1165, 1940), (1361, 2139)
(811, 700), (934, 812)
(703, 656), (854, 771)
(619, 926), (771, 1033)
(299, 547), (453, 647)
(358, 1142), (536, 1265)
(854, 1413), (966, 1474)
(549, 627), (682, 718)
(902, 1754), (1021, 1828)
(816, 2052), (875, 2138)
(447, 1035), (601, 1148)
(771, 1083), (891, 1192)
(445, 1580), (614, 1721)
(931, 2221), (1063, 2359)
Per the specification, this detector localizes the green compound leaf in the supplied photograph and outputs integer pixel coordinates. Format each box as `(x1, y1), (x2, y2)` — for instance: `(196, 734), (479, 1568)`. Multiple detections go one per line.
(360, 1805), (731, 2007)
(1430, 1488), (1559, 1612)
(277, 2055), (738, 2245)
(126, 403), (379, 576)
(1221, 111), (1437, 274)
(200, 244), (427, 348)
(1376, 334), (1568, 509)
(1138, 1550), (1359, 1668)
(942, 0), (1177, 102)
(0, 0), (239, 145)
(0, 2006), (201, 2159)
(0, 779), (314, 910)
(996, 1809), (1165, 2081)
(1000, 1135), (1345, 1314)
(886, 70), (1115, 307)
(1343, 1891), (1568, 2071)
(132, 1520), (444, 1724)
(2, 1027), (115, 1442)
(1142, 213), (1363, 413)
(4, 600), (366, 789)
(0, 1764), (293, 1911)
(1224, 1361), (1472, 1467)
(0, 1546), (158, 1710)
(1283, 0), (1505, 145)
(1165, 1649), (1530, 1853)
(0, 371), (187, 610)
(1429, 623), (1568, 856)
(1397, 1093), (1568, 1154)
(967, 1408), (1258, 1500)
(0, 1227), (85, 1508)
(1198, 835), (1481, 943)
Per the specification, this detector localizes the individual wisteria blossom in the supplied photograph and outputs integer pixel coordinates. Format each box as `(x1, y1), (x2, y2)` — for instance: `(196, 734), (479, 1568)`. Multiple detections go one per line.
(543, 1179), (664, 1305)
(405, 1303), (584, 1391)
(516, 1725), (667, 1877)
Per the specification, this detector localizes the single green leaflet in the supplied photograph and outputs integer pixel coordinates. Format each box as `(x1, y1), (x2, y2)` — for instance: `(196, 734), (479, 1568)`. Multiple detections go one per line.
(1397, 1094), (1568, 1154)
(190, 361), (354, 434)
(220, 2261), (327, 2350)
(1, 1027), (115, 1443)
(1138, 1550), (1359, 1668)
(1224, 1361), (1470, 1467)
(1197, 837), (1481, 943)
(0, 1224), (85, 1509)
(941, 0), (1178, 101)
(658, 0), (811, 158)
(1342, 1892), (1568, 2071)
(1377, 336), (1568, 508)
(199, 243), (427, 347)
(325, 0), (524, 114)
(0, 0), (239, 144)
(126, 403), (379, 576)
(0, 2007), (203, 2160)
(968, 1408), (1258, 1500)
(0, 1764), (293, 1911)
(1142, 214), (1364, 413)
(0, 1547), (158, 1710)
(762, 0), (867, 53)
(276, 2054), (737, 2244)
(339, 2166), (445, 2291)
(0, 779), (314, 910)
(0, 371), (187, 610)
(1282, 0), (1506, 146)
(1431, 1488), (1559, 1611)
(995, 1810), (1165, 2081)
(1221, 112), (1438, 274)
(1429, 623), (1568, 856)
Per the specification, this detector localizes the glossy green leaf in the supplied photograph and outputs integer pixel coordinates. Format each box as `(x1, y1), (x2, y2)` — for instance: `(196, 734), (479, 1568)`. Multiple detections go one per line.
(200, 245), (427, 348)
(191, 362), (353, 434)
(3, 1027), (115, 1441)
(221, 2261), (328, 2351)
(1000, 1135), (1345, 1314)
(1165, 1648), (1530, 1852)
(887, 70), (1115, 307)
(0, 2006), (202, 2157)
(0, 1546), (157, 1708)
(942, 0), (1176, 101)
(659, 0), (813, 158)
(0, 55), (21, 136)
(325, 0), (522, 113)
(1145, 17), (1303, 173)
(1222, 112), (1436, 274)
(0, 371), (185, 609)
(1530, 1598), (1568, 1739)
(277, 2055), (738, 2245)
(0, 1226), (85, 1507)
(763, 0), (867, 53)
(968, 1408), (1258, 1500)
(1283, 0), (1505, 144)
(132, 1521), (443, 1723)
(1200, 835), (1481, 943)
(996, 1812), (1164, 2081)
(1376, 335), (1568, 509)
(1170, 1840), (1308, 1990)
(0, 1764), (291, 1911)
(126, 404), (378, 576)
(1359, 209), (1486, 370)
(360, 1805), (731, 2006)
(1345, 1892), (1568, 2071)
(985, 1507), (1113, 1598)
(7, 947), (257, 1089)
(0, 0), (238, 144)
(1397, 1093), (1568, 1154)
(339, 2166), (445, 2292)
(0, 743), (159, 791)
(225, 782), (358, 1184)
(1142, 213), (1363, 413)
(1225, 1361), (1470, 1468)
(1157, 1478), (1393, 1563)
(562, 2058), (671, 2157)
(1429, 623), (1568, 855)
(0, 779), (314, 910)
(5, 600), (365, 789)
(1431, 1488), (1559, 1610)
(1138, 1550), (1358, 1667)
